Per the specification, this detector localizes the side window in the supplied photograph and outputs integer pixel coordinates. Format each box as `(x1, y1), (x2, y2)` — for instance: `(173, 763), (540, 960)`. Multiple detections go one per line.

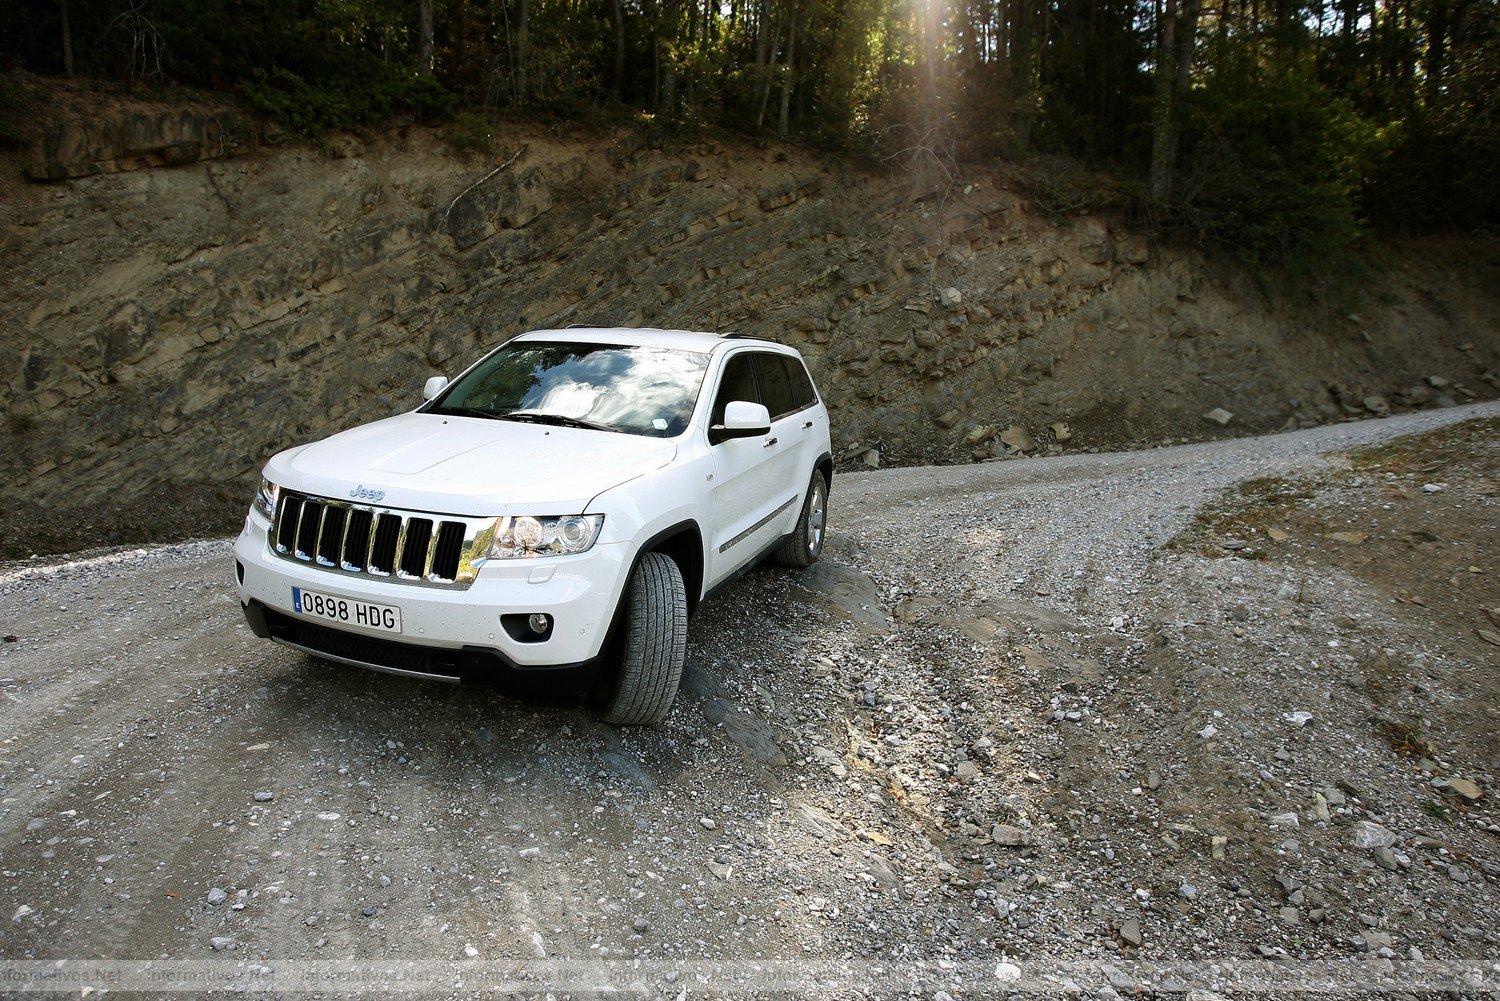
(754, 353), (797, 420)
(710, 354), (759, 426)
(783, 356), (817, 409)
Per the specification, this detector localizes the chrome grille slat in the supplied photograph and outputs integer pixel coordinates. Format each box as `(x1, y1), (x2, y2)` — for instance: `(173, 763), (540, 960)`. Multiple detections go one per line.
(315, 506), (347, 567)
(431, 523), (466, 583)
(422, 524), (441, 580)
(398, 518), (433, 579)
(341, 508), (373, 572)
(275, 495), (303, 553)
(294, 501), (323, 561)
(268, 491), (490, 590)
(392, 519), (414, 579)
(369, 513), (402, 575)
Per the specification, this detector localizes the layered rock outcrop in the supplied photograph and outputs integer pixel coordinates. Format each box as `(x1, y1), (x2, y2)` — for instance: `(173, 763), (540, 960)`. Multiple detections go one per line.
(26, 108), (259, 181)
(3, 102), (1497, 556)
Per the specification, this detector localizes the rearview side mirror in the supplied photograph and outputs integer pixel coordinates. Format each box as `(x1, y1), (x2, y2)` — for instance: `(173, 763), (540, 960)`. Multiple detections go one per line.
(423, 376), (449, 401)
(709, 400), (771, 444)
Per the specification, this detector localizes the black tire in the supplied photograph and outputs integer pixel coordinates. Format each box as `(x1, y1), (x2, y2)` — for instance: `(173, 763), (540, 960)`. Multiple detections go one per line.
(774, 470), (828, 568)
(601, 552), (688, 726)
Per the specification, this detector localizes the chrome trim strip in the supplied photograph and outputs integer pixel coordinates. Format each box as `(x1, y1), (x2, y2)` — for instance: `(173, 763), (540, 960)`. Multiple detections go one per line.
(269, 637), (461, 684)
(718, 493), (798, 554)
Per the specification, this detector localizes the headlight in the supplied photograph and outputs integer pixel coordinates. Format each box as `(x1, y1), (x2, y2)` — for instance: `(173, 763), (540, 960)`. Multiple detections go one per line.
(486, 514), (603, 559)
(254, 477), (279, 519)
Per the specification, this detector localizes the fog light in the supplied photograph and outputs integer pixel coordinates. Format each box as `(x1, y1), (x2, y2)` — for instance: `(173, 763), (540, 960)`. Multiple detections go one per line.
(528, 613), (551, 634)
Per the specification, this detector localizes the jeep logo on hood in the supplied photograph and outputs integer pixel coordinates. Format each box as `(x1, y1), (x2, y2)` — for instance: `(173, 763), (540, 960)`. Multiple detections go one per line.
(350, 485), (386, 502)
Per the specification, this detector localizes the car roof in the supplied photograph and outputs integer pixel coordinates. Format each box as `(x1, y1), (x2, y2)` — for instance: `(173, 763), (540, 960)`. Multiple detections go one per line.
(513, 327), (789, 355)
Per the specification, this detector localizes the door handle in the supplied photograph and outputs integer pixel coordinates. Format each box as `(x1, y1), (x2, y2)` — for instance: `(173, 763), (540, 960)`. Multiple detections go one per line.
(763, 437), (779, 448)
(802, 421), (813, 429)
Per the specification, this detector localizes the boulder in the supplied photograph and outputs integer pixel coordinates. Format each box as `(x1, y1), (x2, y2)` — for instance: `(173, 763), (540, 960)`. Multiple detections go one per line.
(1350, 821), (1398, 850)
(1000, 425), (1037, 452)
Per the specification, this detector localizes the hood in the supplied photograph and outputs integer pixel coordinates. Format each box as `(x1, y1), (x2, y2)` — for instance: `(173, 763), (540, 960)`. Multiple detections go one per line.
(264, 413), (676, 514)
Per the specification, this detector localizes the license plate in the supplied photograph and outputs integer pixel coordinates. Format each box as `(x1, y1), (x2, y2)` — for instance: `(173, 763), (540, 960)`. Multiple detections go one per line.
(292, 587), (402, 633)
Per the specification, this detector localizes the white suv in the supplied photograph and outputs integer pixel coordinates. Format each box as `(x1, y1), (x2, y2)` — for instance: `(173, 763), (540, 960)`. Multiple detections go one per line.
(234, 327), (832, 724)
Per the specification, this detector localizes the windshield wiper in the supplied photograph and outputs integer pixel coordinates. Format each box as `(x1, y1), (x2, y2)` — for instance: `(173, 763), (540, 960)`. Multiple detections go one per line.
(501, 411), (615, 433)
(438, 406), (504, 420)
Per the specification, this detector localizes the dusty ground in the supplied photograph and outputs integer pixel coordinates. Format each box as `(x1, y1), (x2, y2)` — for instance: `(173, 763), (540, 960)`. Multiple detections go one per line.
(0, 405), (1495, 997)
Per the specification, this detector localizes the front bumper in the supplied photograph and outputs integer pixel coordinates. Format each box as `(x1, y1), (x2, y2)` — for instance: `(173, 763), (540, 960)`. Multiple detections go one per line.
(233, 511), (630, 693)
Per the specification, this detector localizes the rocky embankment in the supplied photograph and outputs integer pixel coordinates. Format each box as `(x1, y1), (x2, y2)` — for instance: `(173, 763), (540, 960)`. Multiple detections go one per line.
(3, 86), (1498, 557)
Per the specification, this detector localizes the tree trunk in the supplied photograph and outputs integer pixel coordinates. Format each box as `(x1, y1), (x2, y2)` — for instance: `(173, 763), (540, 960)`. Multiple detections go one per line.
(517, 0), (530, 102)
(1009, 0), (1040, 149)
(418, 0), (434, 76)
(1176, 0), (1201, 96)
(60, 0), (74, 76)
(1424, 0), (1449, 100)
(921, 0), (940, 123)
(777, 0), (797, 138)
(754, 0), (768, 77)
(612, 0), (626, 101)
(685, 0), (698, 107)
(756, 0), (785, 130)
(1149, 0), (1179, 204)
(658, 0), (679, 115)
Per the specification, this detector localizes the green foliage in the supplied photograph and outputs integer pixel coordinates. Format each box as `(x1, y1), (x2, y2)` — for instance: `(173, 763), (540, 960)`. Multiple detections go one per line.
(1359, 6), (1500, 228)
(1172, 58), (1372, 266)
(483, 19), (606, 116)
(241, 57), (455, 136)
(443, 108), (496, 156)
(1015, 155), (1138, 221)
(1, 0), (1492, 257)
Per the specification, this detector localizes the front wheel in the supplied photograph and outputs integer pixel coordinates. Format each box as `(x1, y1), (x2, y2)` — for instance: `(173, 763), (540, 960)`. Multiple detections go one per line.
(600, 552), (688, 726)
(774, 471), (828, 568)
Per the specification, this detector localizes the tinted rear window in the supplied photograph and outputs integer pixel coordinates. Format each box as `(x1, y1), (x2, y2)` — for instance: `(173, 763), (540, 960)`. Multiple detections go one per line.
(783, 356), (817, 409)
(754, 353), (797, 420)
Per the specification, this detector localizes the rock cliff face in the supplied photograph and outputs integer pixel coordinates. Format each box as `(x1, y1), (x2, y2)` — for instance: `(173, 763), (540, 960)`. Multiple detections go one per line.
(3, 99), (1497, 556)
(25, 107), (259, 181)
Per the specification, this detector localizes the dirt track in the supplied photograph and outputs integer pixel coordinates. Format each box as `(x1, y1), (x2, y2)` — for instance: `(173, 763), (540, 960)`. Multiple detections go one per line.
(1, 404), (1496, 997)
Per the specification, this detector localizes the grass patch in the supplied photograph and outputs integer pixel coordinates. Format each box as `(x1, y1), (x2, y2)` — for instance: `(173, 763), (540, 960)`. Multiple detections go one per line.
(1347, 417), (1500, 475)
(1168, 474), (1317, 558)
(1169, 417), (1498, 560)
(1379, 718), (1435, 755)
(443, 109), (498, 158)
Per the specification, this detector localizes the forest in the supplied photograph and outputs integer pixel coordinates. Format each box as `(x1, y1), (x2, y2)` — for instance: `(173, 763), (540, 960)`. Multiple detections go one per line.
(4, 0), (1496, 265)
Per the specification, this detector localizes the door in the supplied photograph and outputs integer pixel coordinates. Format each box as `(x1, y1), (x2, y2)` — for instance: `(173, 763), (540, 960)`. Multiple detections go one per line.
(705, 352), (789, 586)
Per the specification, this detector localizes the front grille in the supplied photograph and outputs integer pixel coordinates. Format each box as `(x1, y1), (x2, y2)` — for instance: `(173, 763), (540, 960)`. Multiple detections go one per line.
(270, 491), (491, 589)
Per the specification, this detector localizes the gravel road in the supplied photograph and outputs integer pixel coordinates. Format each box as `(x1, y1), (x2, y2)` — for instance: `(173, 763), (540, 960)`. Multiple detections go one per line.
(2, 404), (1495, 998)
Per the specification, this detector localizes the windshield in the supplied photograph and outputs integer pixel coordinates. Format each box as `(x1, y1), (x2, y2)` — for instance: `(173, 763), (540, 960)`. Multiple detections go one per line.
(427, 341), (711, 438)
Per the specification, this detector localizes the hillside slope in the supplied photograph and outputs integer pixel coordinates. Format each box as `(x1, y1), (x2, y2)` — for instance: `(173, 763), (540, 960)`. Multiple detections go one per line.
(3, 90), (1497, 557)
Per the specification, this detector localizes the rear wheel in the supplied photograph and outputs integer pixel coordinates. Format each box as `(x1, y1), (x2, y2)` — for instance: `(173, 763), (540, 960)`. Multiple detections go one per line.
(601, 552), (688, 726)
(774, 471), (828, 568)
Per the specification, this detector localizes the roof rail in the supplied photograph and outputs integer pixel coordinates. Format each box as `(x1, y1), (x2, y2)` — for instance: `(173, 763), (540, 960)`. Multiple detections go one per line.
(719, 332), (790, 345)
